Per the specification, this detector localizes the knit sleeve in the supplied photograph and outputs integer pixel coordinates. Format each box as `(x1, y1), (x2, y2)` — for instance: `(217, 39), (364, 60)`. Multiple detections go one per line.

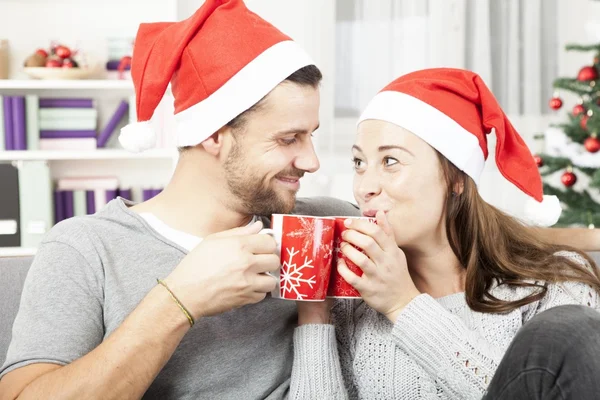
(390, 294), (503, 400)
(522, 251), (600, 322)
(288, 300), (361, 400)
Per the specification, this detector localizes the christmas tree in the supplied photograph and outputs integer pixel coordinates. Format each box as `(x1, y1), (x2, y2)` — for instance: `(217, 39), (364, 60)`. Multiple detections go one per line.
(537, 43), (600, 228)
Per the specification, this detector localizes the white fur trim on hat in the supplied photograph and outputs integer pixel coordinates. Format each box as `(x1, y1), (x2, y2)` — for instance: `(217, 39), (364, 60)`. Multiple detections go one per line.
(119, 121), (157, 153)
(175, 40), (315, 147)
(523, 195), (562, 227)
(358, 91), (486, 185)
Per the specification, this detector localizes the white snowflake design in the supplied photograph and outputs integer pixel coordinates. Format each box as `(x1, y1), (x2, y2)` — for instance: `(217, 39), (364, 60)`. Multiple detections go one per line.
(286, 217), (333, 256)
(280, 247), (317, 300)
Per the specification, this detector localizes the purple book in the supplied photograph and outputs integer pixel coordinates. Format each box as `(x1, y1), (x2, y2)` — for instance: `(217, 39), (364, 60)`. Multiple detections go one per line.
(142, 188), (154, 201)
(86, 190), (95, 214)
(63, 190), (74, 219)
(152, 188), (163, 198)
(98, 100), (129, 148)
(118, 188), (132, 200)
(39, 98), (94, 108)
(3, 96), (13, 150)
(11, 96), (27, 150)
(54, 190), (65, 224)
(105, 189), (118, 203)
(106, 60), (131, 71)
(40, 130), (97, 139)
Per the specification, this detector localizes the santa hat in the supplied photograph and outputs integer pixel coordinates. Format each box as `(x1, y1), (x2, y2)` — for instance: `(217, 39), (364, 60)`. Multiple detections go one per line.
(357, 68), (561, 227)
(119, 0), (314, 152)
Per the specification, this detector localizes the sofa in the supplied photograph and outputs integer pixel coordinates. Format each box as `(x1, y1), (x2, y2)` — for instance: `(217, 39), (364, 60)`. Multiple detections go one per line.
(2, 253), (600, 369)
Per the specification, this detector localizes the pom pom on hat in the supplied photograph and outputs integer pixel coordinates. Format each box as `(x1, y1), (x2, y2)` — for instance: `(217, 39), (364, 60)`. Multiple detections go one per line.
(118, 121), (156, 153)
(523, 195), (562, 227)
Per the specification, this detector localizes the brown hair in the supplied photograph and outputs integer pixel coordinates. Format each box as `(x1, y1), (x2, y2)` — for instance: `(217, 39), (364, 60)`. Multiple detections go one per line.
(438, 153), (600, 313)
(226, 64), (322, 131)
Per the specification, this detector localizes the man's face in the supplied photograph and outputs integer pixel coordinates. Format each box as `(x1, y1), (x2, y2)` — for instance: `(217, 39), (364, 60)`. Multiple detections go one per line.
(223, 82), (321, 216)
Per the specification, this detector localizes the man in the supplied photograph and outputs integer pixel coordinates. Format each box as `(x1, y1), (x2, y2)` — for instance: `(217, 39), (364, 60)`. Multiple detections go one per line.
(1, 1), (599, 399)
(0, 1), (356, 399)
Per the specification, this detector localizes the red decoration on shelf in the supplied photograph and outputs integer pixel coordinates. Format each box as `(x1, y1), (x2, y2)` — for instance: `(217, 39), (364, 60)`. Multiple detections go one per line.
(561, 170), (577, 187)
(573, 104), (586, 116)
(54, 45), (72, 59)
(584, 135), (600, 153)
(549, 96), (563, 110)
(577, 66), (599, 81)
(533, 155), (544, 167)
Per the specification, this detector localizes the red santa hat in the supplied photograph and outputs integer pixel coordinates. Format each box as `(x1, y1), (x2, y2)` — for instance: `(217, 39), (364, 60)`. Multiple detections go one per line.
(357, 68), (561, 227)
(119, 0), (314, 152)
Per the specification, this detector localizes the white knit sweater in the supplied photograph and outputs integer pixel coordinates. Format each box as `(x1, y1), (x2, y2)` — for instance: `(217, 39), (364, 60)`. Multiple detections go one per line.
(289, 251), (600, 399)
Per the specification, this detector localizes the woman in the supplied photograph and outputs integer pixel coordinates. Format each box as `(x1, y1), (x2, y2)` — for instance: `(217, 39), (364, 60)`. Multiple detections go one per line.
(289, 68), (600, 399)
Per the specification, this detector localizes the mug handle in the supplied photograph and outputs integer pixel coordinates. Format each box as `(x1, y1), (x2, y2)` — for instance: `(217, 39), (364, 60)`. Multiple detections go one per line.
(259, 228), (280, 277)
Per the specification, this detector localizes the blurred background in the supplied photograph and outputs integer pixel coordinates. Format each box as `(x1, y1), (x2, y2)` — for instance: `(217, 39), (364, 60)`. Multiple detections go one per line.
(1, 0), (599, 255)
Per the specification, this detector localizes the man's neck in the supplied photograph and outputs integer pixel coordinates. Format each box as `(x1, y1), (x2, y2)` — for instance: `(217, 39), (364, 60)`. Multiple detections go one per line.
(404, 238), (466, 299)
(130, 160), (254, 238)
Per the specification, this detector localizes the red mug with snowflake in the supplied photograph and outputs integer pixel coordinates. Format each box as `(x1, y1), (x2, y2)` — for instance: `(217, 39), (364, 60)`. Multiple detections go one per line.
(328, 216), (376, 298)
(261, 214), (336, 301)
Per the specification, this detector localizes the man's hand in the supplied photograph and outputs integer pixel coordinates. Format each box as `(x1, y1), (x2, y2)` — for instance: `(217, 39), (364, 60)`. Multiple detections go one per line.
(164, 221), (280, 319)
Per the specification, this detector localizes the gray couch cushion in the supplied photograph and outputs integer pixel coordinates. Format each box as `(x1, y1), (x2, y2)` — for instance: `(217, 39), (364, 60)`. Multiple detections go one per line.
(0, 256), (33, 368)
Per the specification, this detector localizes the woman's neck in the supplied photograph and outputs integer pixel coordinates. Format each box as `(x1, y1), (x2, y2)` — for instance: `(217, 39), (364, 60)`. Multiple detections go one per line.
(404, 243), (466, 298)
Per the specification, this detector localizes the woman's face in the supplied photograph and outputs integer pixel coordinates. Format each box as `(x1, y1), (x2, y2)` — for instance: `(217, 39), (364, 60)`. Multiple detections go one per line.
(352, 120), (449, 249)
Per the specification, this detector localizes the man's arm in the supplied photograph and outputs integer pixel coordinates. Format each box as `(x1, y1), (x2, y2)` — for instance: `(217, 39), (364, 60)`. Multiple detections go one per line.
(0, 285), (190, 400)
(534, 227), (600, 252)
(0, 221), (279, 400)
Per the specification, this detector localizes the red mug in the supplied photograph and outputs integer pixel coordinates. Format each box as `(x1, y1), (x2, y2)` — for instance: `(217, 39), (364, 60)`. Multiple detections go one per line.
(262, 214), (335, 301)
(328, 216), (376, 298)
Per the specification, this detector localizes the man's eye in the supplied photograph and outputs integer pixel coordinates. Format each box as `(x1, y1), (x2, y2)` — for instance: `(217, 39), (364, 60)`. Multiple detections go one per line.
(280, 138), (297, 145)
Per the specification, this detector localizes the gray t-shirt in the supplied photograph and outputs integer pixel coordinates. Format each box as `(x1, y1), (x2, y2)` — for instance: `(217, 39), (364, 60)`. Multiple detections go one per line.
(0, 196), (359, 399)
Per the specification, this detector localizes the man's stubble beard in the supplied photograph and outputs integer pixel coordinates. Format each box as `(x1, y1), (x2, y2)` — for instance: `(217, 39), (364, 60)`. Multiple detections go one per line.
(224, 140), (300, 216)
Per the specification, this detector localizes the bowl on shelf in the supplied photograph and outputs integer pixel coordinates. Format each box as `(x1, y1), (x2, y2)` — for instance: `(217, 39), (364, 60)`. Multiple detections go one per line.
(23, 67), (94, 80)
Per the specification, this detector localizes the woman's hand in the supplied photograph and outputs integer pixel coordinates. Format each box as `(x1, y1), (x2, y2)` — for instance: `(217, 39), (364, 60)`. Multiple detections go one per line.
(338, 211), (420, 323)
(296, 298), (333, 325)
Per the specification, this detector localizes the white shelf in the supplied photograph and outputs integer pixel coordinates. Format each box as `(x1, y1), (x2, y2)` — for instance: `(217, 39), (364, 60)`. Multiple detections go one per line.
(0, 148), (177, 161)
(0, 247), (37, 258)
(0, 80), (134, 90)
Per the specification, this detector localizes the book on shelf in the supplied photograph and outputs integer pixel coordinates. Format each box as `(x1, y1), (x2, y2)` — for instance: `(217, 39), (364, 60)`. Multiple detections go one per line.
(98, 100), (129, 148)
(39, 98), (95, 108)
(1, 93), (176, 152)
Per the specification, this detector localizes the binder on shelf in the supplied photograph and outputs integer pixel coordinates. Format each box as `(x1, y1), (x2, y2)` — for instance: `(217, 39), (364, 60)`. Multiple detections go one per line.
(0, 163), (21, 247)
(18, 160), (53, 247)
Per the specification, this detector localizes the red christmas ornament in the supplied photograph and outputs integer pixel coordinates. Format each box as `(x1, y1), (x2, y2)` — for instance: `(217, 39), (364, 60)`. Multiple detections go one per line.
(581, 115), (590, 130)
(533, 155), (544, 167)
(577, 66), (599, 81)
(584, 135), (600, 153)
(561, 171), (577, 187)
(549, 96), (563, 110)
(573, 104), (586, 116)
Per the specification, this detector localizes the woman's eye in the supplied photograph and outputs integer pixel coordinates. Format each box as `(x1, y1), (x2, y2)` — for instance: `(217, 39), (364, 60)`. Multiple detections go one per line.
(384, 157), (399, 167)
(352, 157), (364, 169)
